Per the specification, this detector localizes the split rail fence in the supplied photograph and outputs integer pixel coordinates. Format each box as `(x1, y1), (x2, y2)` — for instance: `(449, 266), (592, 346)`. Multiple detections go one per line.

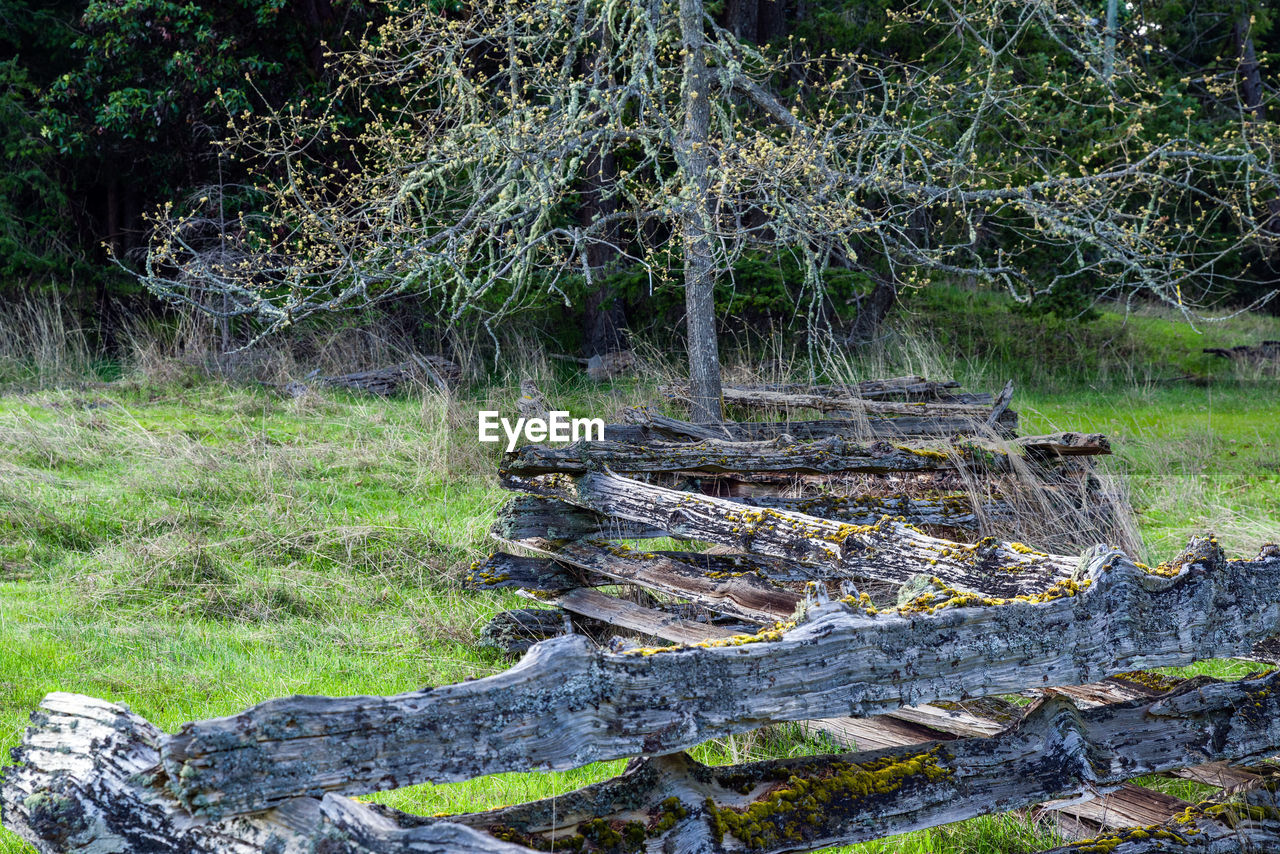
(5, 376), (1280, 854)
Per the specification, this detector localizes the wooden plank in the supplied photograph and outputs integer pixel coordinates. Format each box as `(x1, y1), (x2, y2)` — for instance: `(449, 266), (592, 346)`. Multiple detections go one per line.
(1016, 432), (1111, 457)
(545, 588), (740, 645)
(1041, 781), (1280, 852)
(508, 470), (1076, 596)
(1035, 785), (1192, 832)
(493, 539), (804, 624)
(147, 538), (1280, 817)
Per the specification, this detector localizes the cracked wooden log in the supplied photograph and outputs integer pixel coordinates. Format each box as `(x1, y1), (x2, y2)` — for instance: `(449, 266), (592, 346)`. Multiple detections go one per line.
(441, 675), (1280, 853)
(494, 490), (1011, 544)
(612, 407), (1018, 441)
(492, 494), (669, 542)
(1017, 432), (1111, 458)
(502, 435), (1021, 478)
(505, 470), (1075, 595)
(1042, 779), (1280, 853)
(673, 384), (996, 417)
(663, 379), (991, 406)
(13, 676), (1280, 854)
(0, 692), (536, 854)
(147, 537), (1280, 817)
(729, 491), (1011, 529)
(487, 538), (808, 623)
(537, 584), (1019, 753)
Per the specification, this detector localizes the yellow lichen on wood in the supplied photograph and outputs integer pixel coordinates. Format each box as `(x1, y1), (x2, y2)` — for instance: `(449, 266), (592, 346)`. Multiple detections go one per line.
(705, 745), (954, 851)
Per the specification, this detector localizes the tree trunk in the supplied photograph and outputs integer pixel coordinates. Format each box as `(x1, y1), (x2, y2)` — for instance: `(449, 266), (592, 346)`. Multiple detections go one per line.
(679, 0), (723, 423)
(579, 22), (627, 357)
(845, 278), (897, 345)
(1234, 14), (1264, 119)
(726, 0), (759, 41)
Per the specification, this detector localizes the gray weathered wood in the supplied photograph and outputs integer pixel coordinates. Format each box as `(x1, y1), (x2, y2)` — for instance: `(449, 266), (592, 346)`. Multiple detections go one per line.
(502, 435), (1028, 478)
(0, 692), (537, 854)
(1041, 779), (1280, 853)
(729, 491), (1012, 529)
(694, 385), (996, 416)
(12, 679), (1280, 854)
(507, 470), (1076, 596)
(491, 538), (806, 623)
(152, 538), (1280, 817)
(492, 494), (669, 542)
(612, 409), (1018, 441)
(494, 489), (1012, 543)
(546, 588), (741, 645)
(439, 677), (1280, 853)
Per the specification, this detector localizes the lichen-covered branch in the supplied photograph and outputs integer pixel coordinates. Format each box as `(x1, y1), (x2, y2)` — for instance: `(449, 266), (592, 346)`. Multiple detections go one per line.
(506, 470), (1075, 594)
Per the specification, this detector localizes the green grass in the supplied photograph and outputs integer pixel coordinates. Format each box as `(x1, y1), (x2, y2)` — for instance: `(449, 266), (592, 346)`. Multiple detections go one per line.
(2, 297), (1278, 853)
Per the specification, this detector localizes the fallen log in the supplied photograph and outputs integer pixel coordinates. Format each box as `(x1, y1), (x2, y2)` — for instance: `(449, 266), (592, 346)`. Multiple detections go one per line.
(502, 435), (1018, 477)
(316, 355), (460, 395)
(16, 670), (1280, 854)
(507, 470), (1075, 596)
(731, 491), (1012, 529)
(615, 407), (1019, 442)
(145, 538), (1280, 817)
(494, 489), (1011, 543)
(665, 384), (996, 417)
(436, 674), (1280, 854)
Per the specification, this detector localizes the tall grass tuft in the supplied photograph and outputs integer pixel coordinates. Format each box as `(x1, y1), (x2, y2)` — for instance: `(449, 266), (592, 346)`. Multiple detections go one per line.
(0, 295), (98, 388)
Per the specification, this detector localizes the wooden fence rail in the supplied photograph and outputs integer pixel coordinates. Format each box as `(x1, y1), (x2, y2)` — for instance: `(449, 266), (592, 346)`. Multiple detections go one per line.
(5, 377), (1278, 854)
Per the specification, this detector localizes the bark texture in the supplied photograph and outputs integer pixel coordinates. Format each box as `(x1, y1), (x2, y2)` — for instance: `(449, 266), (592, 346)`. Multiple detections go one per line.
(143, 538), (1280, 817)
(507, 470), (1076, 594)
(9, 677), (1280, 854)
(678, 0), (723, 423)
(502, 435), (1026, 477)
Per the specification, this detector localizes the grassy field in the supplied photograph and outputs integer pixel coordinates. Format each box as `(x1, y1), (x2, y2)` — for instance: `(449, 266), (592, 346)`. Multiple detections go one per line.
(2, 292), (1279, 853)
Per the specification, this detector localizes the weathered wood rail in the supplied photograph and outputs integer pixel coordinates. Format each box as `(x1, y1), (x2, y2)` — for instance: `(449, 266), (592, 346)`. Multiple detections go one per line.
(6, 376), (1277, 854)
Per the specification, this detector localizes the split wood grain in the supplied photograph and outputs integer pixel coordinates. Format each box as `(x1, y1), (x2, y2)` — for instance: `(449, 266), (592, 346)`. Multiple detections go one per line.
(149, 537), (1280, 817)
(507, 470), (1075, 596)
